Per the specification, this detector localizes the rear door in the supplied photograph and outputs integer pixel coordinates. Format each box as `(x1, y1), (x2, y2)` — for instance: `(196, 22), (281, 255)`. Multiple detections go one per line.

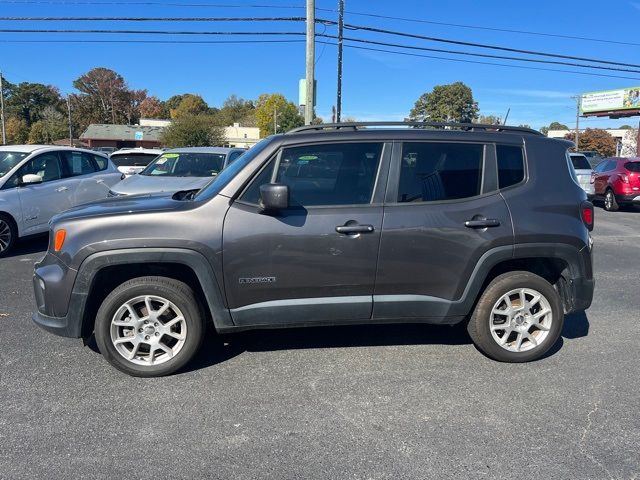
(222, 141), (390, 326)
(60, 151), (117, 205)
(373, 140), (515, 320)
(593, 160), (616, 195)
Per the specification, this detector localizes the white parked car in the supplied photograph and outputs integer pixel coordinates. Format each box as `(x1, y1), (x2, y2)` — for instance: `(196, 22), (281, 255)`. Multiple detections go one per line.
(569, 152), (595, 197)
(0, 145), (123, 256)
(109, 148), (164, 176)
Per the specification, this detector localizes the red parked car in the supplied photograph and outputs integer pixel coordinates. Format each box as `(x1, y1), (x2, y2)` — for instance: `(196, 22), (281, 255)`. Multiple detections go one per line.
(591, 158), (640, 211)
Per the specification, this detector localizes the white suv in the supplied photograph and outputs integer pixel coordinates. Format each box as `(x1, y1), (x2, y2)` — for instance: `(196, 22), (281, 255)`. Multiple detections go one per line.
(0, 145), (123, 256)
(109, 148), (164, 176)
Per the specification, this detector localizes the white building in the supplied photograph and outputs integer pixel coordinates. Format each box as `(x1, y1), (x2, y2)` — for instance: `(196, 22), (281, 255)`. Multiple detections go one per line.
(139, 118), (173, 128)
(224, 123), (261, 148)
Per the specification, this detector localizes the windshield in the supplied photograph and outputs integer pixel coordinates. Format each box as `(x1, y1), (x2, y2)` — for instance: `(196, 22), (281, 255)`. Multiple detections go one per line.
(140, 152), (225, 177)
(570, 155), (591, 170)
(110, 153), (160, 168)
(195, 138), (273, 201)
(0, 152), (28, 178)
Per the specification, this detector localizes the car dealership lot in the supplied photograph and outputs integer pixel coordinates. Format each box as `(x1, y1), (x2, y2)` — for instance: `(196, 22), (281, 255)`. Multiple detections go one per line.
(0, 209), (638, 479)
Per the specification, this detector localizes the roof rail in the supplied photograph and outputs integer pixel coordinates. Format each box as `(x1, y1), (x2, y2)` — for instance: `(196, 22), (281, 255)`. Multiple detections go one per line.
(286, 121), (544, 136)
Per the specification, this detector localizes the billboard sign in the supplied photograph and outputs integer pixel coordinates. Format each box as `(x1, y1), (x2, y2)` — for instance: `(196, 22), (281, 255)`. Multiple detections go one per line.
(581, 87), (640, 115)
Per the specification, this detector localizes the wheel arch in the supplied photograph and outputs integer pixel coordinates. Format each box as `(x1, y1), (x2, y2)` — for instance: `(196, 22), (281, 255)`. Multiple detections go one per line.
(74, 248), (232, 339)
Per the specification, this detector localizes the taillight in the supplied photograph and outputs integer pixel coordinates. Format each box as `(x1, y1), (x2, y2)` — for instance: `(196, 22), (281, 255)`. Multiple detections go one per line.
(580, 201), (594, 231)
(619, 173), (629, 183)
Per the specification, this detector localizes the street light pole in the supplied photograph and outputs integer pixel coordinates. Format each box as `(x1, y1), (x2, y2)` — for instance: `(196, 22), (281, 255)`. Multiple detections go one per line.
(336, 0), (344, 123)
(0, 71), (6, 145)
(67, 96), (73, 147)
(305, 0), (315, 125)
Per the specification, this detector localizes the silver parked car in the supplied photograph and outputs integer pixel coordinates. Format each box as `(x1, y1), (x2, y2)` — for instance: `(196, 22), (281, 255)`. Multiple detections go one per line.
(108, 147), (246, 196)
(109, 147), (164, 176)
(0, 145), (123, 256)
(569, 152), (595, 198)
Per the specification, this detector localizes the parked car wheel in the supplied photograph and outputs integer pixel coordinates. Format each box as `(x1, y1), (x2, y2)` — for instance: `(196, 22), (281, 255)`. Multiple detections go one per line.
(0, 213), (17, 258)
(467, 272), (563, 362)
(604, 189), (619, 212)
(94, 276), (205, 377)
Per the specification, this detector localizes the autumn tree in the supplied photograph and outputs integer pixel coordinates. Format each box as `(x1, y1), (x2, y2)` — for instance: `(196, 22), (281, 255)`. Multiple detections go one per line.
(409, 82), (479, 123)
(170, 94), (209, 119)
(564, 128), (617, 157)
(5, 117), (29, 144)
(139, 96), (166, 119)
(4, 81), (63, 127)
(255, 93), (303, 137)
(160, 115), (225, 148)
(216, 95), (256, 126)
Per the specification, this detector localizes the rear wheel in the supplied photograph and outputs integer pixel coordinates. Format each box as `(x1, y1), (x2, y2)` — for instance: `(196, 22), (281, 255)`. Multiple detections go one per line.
(94, 276), (205, 377)
(604, 189), (619, 212)
(0, 213), (17, 258)
(467, 272), (564, 362)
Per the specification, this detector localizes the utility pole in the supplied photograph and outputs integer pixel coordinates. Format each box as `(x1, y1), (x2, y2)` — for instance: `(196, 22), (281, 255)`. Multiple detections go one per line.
(66, 96), (73, 146)
(0, 71), (6, 145)
(336, 0), (344, 123)
(573, 95), (580, 149)
(304, 0), (315, 125)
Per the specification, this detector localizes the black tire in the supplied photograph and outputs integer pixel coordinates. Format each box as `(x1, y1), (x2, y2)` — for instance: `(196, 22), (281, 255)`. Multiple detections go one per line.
(0, 213), (17, 258)
(94, 276), (206, 377)
(604, 189), (619, 212)
(467, 271), (564, 363)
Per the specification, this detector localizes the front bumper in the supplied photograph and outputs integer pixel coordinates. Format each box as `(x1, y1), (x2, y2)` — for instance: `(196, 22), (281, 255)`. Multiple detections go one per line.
(32, 310), (79, 338)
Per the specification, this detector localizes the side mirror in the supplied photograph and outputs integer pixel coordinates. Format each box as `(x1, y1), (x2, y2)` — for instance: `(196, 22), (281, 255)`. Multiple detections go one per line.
(20, 174), (43, 185)
(259, 183), (289, 212)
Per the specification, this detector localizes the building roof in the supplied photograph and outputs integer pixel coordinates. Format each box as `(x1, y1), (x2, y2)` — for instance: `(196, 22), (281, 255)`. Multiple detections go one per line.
(80, 124), (165, 142)
(165, 147), (244, 154)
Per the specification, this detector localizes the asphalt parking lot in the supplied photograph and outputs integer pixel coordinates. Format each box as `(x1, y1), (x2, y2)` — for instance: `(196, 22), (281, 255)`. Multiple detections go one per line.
(0, 207), (638, 480)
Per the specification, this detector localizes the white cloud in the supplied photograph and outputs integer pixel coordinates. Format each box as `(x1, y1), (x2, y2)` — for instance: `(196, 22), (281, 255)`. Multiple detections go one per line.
(483, 88), (574, 99)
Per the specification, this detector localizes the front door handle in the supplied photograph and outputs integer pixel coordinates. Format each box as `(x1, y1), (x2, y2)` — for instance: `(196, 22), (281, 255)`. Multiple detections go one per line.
(336, 224), (375, 234)
(465, 218), (501, 228)
(55, 186), (69, 193)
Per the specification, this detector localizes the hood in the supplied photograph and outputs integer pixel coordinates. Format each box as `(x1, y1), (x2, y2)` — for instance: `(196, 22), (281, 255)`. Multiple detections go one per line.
(110, 174), (213, 196)
(52, 192), (183, 224)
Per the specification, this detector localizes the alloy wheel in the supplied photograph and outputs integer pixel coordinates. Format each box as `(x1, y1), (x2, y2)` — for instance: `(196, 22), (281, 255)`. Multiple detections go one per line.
(605, 191), (613, 210)
(0, 219), (12, 253)
(489, 288), (553, 353)
(110, 295), (188, 366)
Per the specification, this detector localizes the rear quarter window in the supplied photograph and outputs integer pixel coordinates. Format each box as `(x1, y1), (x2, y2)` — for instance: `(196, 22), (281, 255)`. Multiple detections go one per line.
(497, 145), (525, 189)
(570, 155), (591, 170)
(624, 162), (640, 172)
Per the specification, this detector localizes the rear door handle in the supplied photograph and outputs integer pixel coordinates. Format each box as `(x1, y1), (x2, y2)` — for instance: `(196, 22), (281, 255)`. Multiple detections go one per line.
(465, 218), (501, 228)
(336, 224), (375, 234)
(55, 186), (69, 192)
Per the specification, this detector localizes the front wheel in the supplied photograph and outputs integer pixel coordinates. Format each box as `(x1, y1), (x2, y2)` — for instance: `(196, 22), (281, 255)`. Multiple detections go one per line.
(604, 189), (619, 212)
(0, 213), (17, 258)
(94, 276), (205, 377)
(467, 272), (564, 363)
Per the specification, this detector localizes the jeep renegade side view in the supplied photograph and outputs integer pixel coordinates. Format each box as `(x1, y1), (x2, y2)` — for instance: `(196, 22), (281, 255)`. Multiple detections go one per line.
(32, 122), (595, 377)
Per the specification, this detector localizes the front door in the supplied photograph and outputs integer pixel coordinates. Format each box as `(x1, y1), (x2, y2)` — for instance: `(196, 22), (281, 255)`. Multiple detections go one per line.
(374, 141), (516, 320)
(222, 141), (390, 326)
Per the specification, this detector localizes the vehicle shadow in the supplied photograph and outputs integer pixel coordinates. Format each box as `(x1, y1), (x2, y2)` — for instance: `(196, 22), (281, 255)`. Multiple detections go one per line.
(185, 321), (473, 373)
(187, 312), (591, 372)
(2, 235), (48, 259)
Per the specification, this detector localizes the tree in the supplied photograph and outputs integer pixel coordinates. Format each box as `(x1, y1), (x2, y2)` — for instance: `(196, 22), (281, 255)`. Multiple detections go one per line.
(28, 118), (67, 144)
(620, 129), (638, 157)
(160, 115), (225, 148)
(165, 94), (185, 112)
(170, 94), (209, 119)
(478, 115), (501, 125)
(540, 126), (549, 136)
(518, 124), (532, 129)
(255, 93), (303, 137)
(548, 122), (569, 130)
(564, 128), (617, 156)
(619, 124), (633, 130)
(409, 82), (479, 123)
(5, 117), (29, 144)
(71, 67), (145, 130)
(139, 96), (166, 119)
(216, 95), (256, 126)
(4, 81), (63, 127)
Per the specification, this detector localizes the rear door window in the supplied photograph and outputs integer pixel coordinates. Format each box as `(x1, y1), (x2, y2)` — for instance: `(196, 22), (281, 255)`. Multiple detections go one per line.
(60, 151), (97, 177)
(397, 142), (484, 202)
(570, 155), (591, 170)
(497, 145), (525, 188)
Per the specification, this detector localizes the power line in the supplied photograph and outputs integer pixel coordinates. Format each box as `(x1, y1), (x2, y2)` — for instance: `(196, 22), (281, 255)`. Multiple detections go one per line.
(0, 0), (301, 5)
(342, 22), (640, 69)
(0, 38), (305, 44)
(322, 35), (640, 75)
(0, 28), (306, 35)
(314, 41), (640, 82)
(0, 16), (307, 21)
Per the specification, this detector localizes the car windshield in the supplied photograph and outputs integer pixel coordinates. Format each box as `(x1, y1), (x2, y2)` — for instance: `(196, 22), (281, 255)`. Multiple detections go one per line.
(570, 155), (591, 170)
(110, 153), (160, 168)
(194, 138), (273, 201)
(140, 152), (225, 177)
(0, 152), (28, 178)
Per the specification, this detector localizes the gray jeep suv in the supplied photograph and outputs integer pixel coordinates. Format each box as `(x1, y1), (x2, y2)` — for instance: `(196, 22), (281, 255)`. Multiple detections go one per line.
(32, 122), (595, 377)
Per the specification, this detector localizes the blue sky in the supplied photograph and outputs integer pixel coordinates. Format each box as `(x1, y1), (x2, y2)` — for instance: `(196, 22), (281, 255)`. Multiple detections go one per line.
(1, 0), (639, 129)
